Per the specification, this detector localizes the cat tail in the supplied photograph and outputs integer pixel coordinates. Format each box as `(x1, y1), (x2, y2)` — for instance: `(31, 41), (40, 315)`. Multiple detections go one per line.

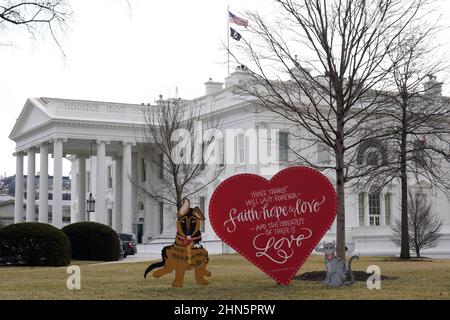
(345, 255), (359, 285)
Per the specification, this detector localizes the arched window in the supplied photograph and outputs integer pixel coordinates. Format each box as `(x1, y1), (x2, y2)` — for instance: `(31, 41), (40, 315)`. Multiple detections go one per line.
(356, 139), (388, 166)
(366, 150), (380, 166)
(412, 139), (427, 168)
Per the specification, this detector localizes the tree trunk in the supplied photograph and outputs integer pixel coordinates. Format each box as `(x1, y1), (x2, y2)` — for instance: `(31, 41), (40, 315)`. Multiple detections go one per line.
(335, 167), (346, 261)
(400, 106), (410, 259)
(416, 248), (421, 258)
(335, 114), (346, 261)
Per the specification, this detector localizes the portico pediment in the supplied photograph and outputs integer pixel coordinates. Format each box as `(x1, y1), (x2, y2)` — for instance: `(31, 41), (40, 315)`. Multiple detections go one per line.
(9, 98), (155, 151)
(9, 98), (52, 140)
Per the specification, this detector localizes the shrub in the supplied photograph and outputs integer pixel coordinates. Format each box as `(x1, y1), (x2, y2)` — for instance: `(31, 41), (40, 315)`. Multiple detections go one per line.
(62, 222), (121, 261)
(0, 222), (71, 266)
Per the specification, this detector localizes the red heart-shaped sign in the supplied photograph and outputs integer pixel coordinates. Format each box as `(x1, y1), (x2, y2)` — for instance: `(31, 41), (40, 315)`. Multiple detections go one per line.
(209, 166), (337, 285)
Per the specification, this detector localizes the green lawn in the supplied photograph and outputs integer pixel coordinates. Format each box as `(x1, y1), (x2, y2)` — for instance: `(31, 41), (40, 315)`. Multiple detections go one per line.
(0, 255), (449, 300)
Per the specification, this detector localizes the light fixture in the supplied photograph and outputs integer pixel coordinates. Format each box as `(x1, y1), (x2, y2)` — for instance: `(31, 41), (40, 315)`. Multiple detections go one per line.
(87, 192), (95, 213)
(86, 142), (95, 215)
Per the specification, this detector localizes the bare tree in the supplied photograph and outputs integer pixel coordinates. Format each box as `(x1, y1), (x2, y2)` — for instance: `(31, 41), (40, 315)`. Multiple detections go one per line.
(230, 0), (429, 260)
(0, 181), (6, 194)
(137, 98), (223, 210)
(391, 191), (443, 258)
(0, 1), (71, 53)
(353, 27), (450, 259)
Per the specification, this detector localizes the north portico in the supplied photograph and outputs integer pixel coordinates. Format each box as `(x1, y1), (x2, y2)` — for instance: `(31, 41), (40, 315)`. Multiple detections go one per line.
(9, 97), (154, 235)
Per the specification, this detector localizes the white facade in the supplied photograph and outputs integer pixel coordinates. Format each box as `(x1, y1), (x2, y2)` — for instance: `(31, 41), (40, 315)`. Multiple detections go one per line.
(9, 67), (450, 257)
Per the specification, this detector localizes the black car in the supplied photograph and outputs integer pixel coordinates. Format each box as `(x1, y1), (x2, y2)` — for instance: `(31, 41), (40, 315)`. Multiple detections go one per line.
(118, 233), (137, 257)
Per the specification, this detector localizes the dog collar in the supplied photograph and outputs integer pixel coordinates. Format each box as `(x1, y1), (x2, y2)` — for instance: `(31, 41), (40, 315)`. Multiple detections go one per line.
(176, 234), (201, 246)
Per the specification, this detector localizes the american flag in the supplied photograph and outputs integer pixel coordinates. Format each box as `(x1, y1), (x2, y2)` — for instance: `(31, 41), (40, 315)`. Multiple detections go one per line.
(229, 11), (248, 28)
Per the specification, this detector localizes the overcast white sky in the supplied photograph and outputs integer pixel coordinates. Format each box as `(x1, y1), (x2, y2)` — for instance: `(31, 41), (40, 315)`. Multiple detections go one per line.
(0, 0), (271, 177)
(1, 0), (450, 178)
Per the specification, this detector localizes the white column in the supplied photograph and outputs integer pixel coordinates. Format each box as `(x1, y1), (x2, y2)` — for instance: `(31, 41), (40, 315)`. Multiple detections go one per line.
(77, 156), (87, 222)
(38, 143), (49, 223)
(53, 139), (63, 228)
(143, 159), (153, 242)
(96, 141), (107, 225)
(113, 157), (123, 232)
(153, 200), (161, 236)
(364, 194), (370, 227)
(122, 142), (133, 234)
(132, 152), (138, 220)
(14, 152), (24, 223)
(381, 194), (386, 227)
(26, 148), (36, 222)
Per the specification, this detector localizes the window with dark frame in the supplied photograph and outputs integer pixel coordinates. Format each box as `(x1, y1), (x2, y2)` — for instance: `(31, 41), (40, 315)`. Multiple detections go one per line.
(279, 132), (289, 162)
(159, 154), (164, 179)
(141, 158), (147, 183)
(366, 150), (379, 166)
(218, 137), (225, 168)
(317, 140), (331, 163)
(201, 142), (206, 171)
(413, 139), (427, 168)
(368, 191), (381, 226)
(107, 166), (113, 189)
(159, 202), (164, 234)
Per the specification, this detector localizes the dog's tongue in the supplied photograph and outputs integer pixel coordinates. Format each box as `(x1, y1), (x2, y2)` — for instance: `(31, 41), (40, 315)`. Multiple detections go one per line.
(326, 253), (335, 260)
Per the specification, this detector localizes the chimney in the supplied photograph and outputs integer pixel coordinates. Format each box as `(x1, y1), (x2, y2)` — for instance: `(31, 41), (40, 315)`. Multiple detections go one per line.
(204, 78), (223, 96)
(290, 63), (311, 80)
(156, 94), (165, 106)
(424, 74), (443, 96)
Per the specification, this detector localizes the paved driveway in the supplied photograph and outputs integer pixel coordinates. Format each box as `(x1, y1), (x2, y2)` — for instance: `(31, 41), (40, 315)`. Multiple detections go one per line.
(90, 251), (160, 265)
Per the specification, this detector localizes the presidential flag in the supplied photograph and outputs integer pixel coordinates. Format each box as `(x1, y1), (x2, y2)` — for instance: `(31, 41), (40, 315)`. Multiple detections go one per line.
(230, 27), (242, 41)
(229, 11), (248, 28)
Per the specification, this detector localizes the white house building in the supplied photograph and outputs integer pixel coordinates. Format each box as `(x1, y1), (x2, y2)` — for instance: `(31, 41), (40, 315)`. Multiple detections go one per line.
(9, 66), (450, 257)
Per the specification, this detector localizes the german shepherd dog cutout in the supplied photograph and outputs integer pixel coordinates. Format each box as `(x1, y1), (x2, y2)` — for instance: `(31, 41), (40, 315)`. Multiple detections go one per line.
(144, 198), (211, 287)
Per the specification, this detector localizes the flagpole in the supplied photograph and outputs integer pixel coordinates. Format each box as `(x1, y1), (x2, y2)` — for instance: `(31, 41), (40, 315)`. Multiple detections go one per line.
(227, 5), (230, 77)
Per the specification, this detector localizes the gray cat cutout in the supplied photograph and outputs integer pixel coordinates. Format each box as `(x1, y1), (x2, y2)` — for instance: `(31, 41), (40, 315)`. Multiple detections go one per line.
(318, 242), (359, 287)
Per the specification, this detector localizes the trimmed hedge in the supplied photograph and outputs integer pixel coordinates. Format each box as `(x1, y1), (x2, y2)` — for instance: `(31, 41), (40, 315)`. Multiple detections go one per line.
(62, 222), (121, 261)
(0, 222), (71, 266)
